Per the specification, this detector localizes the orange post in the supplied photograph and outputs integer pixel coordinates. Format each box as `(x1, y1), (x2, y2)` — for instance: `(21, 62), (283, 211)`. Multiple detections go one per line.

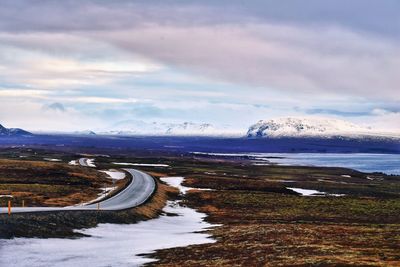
(8, 200), (11, 215)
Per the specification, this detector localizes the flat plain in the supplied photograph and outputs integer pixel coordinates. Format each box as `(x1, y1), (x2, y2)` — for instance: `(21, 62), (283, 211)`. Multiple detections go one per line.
(0, 147), (399, 266)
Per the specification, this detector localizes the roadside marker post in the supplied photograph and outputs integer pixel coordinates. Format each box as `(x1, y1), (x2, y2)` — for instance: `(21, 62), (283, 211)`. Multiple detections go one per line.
(8, 200), (11, 215)
(22, 200), (25, 207)
(97, 202), (100, 210)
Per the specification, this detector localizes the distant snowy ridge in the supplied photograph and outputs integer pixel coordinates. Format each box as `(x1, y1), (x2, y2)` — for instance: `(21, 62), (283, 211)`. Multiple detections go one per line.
(247, 117), (399, 139)
(98, 120), (243, 137)
(72, 130), (96, 136)
(0, 124), (32, 137)
(27, 117), (398, 139)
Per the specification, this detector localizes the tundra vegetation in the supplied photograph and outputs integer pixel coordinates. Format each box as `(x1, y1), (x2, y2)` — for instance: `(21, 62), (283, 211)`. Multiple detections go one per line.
(0, 147), (399, 266)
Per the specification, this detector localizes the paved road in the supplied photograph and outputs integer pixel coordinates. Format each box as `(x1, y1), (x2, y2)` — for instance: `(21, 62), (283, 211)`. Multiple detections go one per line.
(0, 169), (156, 214)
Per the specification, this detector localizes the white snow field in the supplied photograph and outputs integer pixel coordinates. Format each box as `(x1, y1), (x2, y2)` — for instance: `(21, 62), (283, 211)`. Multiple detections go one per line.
(287, 187), (345, 197)
(43, 158), (62, 162)
(86, 159), (96, 167)
(160, 177), (213, 194)
(68, 160), (78, 166)
(247, 116), (400, 139)
(100, 169), (126, 180)
(78, 158), (96, 167)
(160, 177), (194, 194)
(0, 177), (218, 267)
(99, 120), (243, 137)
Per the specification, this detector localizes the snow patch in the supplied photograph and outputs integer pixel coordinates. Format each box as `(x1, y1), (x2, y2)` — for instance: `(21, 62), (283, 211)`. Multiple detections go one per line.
(44, 158), (62, 162)
(78, 158), (97, 167)
(161, 177), (194, 194)
(288, 187), (345, 197)
(161, 177), (213, 194)
(86, 159), (96, 167)
(100, 170), (126, 180)
(68, 160), (78, 166)
(252, 163), (271, 166)
(77, 187), (117, 206)
(0, 178), (218, 266)
(0, 200), (217, 266)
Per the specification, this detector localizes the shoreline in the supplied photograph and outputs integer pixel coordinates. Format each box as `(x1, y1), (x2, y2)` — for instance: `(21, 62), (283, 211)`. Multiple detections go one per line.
(0, 148), (399, 266)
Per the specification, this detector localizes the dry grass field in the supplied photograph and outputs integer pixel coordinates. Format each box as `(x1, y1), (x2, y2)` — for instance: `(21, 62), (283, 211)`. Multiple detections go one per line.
(1, 149), (399, 265)
(0, 159), (112, 207)
(142, 159), (400, 266)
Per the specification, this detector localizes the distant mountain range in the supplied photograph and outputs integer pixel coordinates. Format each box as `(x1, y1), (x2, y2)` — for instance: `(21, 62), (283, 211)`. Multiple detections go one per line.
(3, 117), (398, 139)
(71, 130), (97, 136)
(0, 124), (32, 137)
(97, 120), (243, 137)
(98, 118), (398, 139)
(247, 117), (399, 139)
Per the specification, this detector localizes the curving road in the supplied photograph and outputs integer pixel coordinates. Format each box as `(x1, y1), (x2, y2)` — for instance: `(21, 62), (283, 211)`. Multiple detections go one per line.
(0, 169), (156, 214)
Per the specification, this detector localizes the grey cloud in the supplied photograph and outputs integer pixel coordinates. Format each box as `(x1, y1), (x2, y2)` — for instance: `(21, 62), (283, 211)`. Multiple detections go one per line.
(1, 0), (399, 38)
(1, 1), (399, 101)
(97, 24), (400, 100)
(129, 104), (163, 118)
(43, 102), (65, 112)
(306, 108), (370, 117)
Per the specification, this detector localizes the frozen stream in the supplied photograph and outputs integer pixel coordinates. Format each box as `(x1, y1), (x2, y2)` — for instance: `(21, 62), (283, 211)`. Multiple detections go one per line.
(0, 178), (217, 267)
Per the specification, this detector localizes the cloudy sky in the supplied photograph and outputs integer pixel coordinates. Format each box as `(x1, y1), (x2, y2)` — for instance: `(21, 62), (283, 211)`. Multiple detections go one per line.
(0, 0), (399, 132)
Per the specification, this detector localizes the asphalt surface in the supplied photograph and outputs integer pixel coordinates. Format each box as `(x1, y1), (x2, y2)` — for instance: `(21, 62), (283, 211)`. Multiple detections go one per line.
(0, 169), (156, 214)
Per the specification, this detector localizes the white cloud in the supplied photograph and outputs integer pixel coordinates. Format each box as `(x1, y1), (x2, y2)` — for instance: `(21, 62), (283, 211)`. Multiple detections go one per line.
(73, 97), (138, 104)
(366, 112), (400, 132)
(0, 2), (399, 131)
(0, 89), (48, 98)
(96, 24), (400, 101)
(371, 108), (393, 116)
(0, 42), (162, 90)
(0, 100), (102, 131)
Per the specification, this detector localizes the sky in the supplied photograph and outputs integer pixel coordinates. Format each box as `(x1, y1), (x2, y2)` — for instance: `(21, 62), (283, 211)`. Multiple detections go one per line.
(0, 0), (399, 132)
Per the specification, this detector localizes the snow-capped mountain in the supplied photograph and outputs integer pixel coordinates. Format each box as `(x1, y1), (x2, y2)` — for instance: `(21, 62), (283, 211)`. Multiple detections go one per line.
(0, 124), (32, 136)
(71, 130), (97, 136)
(247, 117), (398, 138)
(99, 120), (243, 137)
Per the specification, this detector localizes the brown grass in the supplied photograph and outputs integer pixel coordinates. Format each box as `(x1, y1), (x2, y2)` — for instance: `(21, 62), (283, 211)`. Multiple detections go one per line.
(150, 220), (400, 266)
(134, 180), (179, 218)
(0, 176), (179, 239)
(148, 189), (400, 267)
(144, 161), (400, 266)
(0, 159), (113, 207)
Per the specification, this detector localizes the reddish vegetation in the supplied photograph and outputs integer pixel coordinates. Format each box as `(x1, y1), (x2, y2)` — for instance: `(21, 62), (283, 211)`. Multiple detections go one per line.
(0, 159), (112, 207)
(145, 161), (400, 266)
